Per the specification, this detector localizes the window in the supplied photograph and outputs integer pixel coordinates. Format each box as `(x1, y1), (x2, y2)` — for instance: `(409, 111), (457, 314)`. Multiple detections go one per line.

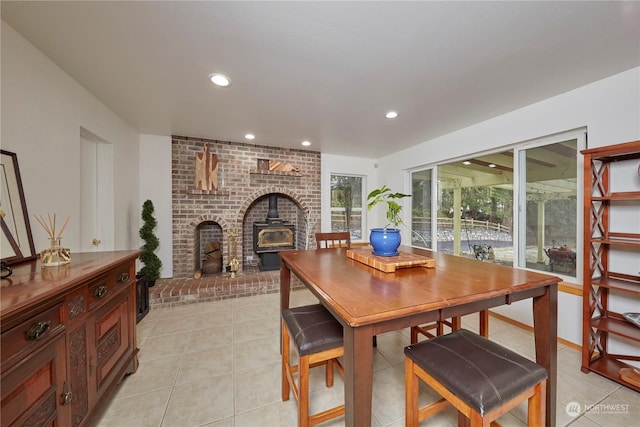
(517, 138), (579, 277)
(409, 131), (584, 280)
(330, 174), (364, 240)
(411, 169), (433, 248)
(436, 151), (514, 263)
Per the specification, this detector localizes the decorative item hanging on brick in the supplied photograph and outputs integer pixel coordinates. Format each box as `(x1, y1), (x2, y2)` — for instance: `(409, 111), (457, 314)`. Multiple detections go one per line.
(194, 143), (219, 191)
(269, 160), (299, 172)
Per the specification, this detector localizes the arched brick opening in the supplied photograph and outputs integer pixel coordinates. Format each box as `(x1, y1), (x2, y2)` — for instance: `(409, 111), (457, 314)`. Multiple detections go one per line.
(184, 214), (230, 277)
(237, 187), (311, 270)
(237, 186), (310, 221)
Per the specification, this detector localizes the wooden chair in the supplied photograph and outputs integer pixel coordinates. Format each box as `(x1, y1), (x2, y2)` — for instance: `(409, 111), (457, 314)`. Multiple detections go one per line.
(405, 329), (547, 427)
(315, 232), (351, 249)
(410, 309), (490, 343)
(282, 304), (345, 427)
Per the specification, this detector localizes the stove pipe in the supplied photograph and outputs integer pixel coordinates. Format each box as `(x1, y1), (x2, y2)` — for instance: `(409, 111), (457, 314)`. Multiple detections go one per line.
(267, 194), (279, 219)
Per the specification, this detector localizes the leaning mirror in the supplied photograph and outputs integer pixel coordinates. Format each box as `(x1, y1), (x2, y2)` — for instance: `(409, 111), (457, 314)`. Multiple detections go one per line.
(1, 150), (36, 265)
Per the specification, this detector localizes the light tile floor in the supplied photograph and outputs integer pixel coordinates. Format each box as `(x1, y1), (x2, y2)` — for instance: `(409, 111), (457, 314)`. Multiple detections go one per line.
(95, 289), (639, 427)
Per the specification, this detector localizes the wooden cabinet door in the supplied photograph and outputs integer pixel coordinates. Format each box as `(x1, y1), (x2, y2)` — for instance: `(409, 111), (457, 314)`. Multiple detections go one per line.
(0, 333), (69, 427)
(92, 289), (132, 400)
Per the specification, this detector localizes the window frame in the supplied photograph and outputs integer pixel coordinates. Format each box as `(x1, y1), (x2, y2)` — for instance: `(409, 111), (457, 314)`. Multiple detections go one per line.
(329, 173), (366, 242)
(408, 167), (436, 249)
(408, 129), (585, 283)
(514, 130), (585, 280)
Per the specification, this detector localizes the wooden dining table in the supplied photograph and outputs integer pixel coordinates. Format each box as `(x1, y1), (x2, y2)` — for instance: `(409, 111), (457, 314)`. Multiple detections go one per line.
(279, 246), (559, 427)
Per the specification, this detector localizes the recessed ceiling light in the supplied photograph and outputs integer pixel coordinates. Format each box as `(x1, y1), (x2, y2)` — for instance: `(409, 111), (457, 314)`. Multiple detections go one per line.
(245, 133), (255, 140)
(488, 163), (497, 168)
(385, 111), (398, 119)
(209, 73), (231, 87)
(301, 140), (311, 147)
(462, 161), (471, 165)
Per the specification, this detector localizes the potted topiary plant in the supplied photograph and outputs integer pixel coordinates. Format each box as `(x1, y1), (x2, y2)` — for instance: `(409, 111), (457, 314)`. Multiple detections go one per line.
(367, 185), (411, 256)
(138, 199), (162, 286)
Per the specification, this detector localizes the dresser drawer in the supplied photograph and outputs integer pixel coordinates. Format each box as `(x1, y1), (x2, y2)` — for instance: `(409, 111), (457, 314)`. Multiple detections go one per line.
(0, 332), (68, 427)
(87, 264), (133, 309)
(1, 304), (64, 369)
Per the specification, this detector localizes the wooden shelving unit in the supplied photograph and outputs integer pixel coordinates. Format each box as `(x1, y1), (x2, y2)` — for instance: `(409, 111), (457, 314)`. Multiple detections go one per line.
(581, 140), (640, 391)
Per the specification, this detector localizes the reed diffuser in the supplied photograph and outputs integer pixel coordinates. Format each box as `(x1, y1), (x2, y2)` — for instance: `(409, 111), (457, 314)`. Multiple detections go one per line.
(34, 213), (71, 267)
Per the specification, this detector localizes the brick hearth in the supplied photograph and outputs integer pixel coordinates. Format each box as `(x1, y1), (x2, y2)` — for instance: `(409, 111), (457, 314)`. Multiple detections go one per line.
(149, 269), (305, 308)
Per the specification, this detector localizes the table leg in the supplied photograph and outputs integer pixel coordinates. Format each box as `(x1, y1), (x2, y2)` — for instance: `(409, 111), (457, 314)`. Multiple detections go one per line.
(533, 283), (558, 427)
(279, 261), (291, 354)
(479, 310), (489, 337)
(280, 259), (291, 311)
(343, 324), (374, 427)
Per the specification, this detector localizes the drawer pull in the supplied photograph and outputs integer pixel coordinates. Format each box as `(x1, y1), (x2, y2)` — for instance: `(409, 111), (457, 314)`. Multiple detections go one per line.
(94, 286), (108, 299)
(62, 383), (73, 405)
(27, 320), (51, 341)
(117, 272), (129, 282)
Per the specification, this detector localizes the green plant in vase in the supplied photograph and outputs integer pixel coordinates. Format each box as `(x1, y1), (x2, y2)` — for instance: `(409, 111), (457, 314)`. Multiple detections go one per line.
(138, 199), (162, 285)
(366, 185), (411, 256)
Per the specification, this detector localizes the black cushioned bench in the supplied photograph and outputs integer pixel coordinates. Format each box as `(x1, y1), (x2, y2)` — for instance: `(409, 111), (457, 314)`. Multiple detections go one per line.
(404, 329), (547, 426)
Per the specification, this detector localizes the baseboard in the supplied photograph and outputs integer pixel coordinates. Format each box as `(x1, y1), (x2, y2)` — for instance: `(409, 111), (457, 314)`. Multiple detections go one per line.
(488, 311), (582, 352)
(558, 281), (582, 296)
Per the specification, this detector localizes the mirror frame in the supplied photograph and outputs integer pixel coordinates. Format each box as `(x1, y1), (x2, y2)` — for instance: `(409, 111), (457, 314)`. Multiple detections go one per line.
(1, 149), (36, 265)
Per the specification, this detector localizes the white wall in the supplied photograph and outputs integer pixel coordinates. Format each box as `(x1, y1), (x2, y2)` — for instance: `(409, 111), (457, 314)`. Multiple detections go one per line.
(139, 134), (173, 277)
(378, 67), (639, 190)
(1, 21), (140, 252)
(321, 153), (378, 242)
(374, 67), (640, 345)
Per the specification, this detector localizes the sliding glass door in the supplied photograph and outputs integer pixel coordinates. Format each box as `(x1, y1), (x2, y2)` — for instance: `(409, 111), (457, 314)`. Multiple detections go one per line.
(410, 130), (584, 281)
(517, 136), (582, 278)
(436, 151), (514, 262)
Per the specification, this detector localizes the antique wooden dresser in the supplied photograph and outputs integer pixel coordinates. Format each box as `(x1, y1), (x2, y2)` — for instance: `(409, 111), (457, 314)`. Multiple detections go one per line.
(1, 250), (141, 426)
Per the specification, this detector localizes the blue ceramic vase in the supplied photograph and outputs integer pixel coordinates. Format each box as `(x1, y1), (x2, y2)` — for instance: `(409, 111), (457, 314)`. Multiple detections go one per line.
(369, 228), (401, 256)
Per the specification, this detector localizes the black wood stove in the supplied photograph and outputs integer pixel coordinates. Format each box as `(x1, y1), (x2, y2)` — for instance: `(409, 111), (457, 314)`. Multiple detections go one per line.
(253, 195), (295, 271)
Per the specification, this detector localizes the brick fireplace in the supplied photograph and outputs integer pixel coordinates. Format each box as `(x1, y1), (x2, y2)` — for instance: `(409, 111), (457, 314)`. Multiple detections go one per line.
(171, 135), (321, 280)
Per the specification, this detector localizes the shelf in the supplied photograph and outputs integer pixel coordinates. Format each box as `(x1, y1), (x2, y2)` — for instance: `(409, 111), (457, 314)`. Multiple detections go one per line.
(589, 275), (640, 295)
(609, 232), (640, 240)
(592, 191), (640, 201)
(582, 140), (640, 161)
(250, 169), (302, 177)
(585, 357), (640, 392)
(591, 316), (640, 342)
(590, 237), (640, 247)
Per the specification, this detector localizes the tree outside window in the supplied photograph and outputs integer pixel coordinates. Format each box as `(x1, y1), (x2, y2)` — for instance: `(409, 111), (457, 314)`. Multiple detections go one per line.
(330, 175), (364, 240)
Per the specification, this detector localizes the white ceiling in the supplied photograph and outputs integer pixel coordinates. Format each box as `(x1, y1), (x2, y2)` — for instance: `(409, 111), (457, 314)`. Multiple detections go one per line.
(2, 1), (639, 158)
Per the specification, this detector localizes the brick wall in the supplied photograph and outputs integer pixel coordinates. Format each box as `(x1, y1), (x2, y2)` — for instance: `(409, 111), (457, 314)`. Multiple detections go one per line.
(172, 136), (321, 278)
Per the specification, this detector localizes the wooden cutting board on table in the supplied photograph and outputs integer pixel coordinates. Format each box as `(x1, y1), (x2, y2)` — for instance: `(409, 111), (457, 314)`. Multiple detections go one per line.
(346, 248), (435, 273)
